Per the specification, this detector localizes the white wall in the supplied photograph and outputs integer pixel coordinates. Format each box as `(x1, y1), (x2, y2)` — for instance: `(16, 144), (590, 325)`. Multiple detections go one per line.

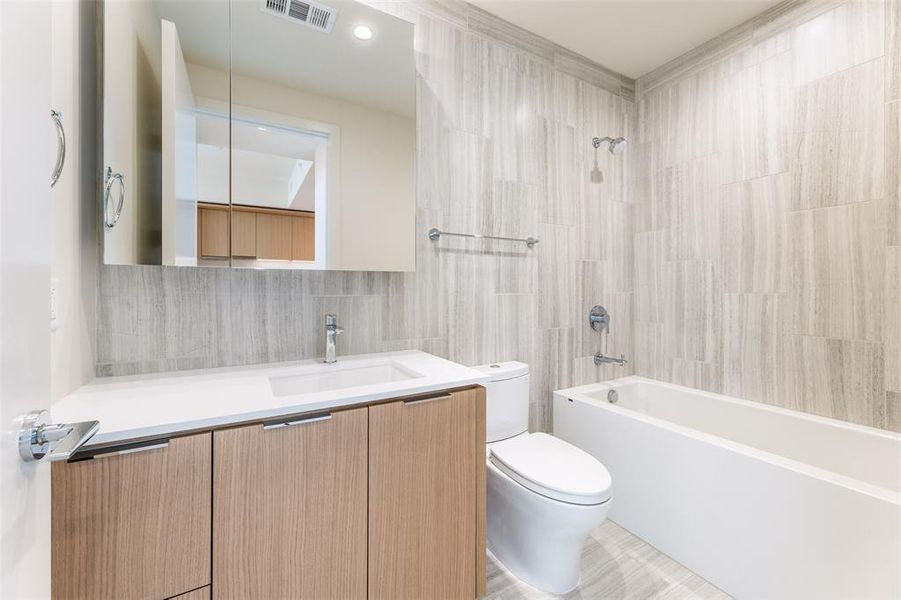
(188, 63), (415, 271)
(102, 0), (161, 265)
(50, 0), (97, 401)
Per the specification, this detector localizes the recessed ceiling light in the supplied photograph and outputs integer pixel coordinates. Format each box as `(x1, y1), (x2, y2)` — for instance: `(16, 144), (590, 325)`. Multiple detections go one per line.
(353, 24), (373, 40)
(257, 126), (267, 131)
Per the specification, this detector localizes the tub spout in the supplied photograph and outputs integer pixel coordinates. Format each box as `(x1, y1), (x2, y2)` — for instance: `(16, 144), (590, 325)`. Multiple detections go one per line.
(594, 352), (627, 367)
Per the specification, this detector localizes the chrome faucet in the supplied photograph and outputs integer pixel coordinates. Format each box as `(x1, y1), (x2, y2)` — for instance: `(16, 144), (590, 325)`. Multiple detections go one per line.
(324, 314), (344, 363)
(594, 352), (628, 367)
(590, 304), (628, 368)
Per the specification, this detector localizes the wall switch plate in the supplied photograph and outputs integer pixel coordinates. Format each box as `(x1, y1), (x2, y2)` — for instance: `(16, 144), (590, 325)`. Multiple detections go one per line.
(50, 277), (59, 331)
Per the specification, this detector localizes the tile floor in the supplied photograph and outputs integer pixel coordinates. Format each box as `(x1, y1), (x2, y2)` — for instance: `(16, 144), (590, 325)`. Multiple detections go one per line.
(484, 521), (731, 599)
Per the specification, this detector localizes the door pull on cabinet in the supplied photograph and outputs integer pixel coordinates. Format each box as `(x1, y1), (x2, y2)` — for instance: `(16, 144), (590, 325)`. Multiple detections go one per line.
(262, 413), (332, 430)
(403, 394), (452, 406)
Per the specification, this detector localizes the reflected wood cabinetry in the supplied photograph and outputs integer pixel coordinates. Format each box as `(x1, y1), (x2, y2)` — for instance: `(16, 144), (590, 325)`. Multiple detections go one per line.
(197, 202), (315, 261)
(51, 388), (485, 600)
(198, 204), (230, 259)
(51, 434), (212, 600)
(229, 209), (257, 258)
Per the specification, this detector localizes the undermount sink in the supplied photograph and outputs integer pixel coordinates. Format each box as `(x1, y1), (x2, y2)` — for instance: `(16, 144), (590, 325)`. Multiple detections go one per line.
(268, 362), (423, 397)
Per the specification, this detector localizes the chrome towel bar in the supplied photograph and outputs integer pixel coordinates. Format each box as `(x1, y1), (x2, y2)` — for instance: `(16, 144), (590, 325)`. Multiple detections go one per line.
(427, 228), (539, 249)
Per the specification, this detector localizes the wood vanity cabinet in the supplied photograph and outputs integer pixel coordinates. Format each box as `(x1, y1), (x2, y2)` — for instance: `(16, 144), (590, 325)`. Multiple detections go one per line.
(51, 434), (212, 600)
(51, 386), (485, 600)
(212, 407), (369, 600)
(369, 387), (487, 600)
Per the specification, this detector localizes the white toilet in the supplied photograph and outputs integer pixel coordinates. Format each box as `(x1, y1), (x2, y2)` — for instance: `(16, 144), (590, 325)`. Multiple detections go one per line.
(475, 362), (612, 594)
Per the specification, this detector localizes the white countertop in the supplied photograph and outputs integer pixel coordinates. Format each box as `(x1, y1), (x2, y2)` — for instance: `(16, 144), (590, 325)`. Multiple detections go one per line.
(52, 351), (489, 449)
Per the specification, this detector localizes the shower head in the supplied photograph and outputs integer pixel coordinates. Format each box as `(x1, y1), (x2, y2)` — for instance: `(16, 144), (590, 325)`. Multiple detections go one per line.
(592, 136), (627, 155)
(609, 137), (627, 154)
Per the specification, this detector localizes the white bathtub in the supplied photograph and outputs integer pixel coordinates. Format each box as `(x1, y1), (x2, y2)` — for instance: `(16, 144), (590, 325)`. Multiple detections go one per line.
(553, 376), (901, 599)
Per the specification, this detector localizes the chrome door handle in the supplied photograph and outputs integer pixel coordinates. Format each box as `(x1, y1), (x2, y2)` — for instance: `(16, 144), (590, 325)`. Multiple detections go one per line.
(50, 109), (66, 188)
(103, 166), (125, 228)
(17, 409), (100, 463)
(403, 393), (452, 406)
(263, 413), (332, 430)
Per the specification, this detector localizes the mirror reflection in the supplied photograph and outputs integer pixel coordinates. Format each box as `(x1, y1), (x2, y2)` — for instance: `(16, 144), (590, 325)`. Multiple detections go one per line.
(102, 0), (415, 271)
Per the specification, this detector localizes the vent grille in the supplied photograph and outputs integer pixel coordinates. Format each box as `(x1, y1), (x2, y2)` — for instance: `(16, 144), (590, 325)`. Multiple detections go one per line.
(260, 0), (337, 33)
(288, 0), (309, 21)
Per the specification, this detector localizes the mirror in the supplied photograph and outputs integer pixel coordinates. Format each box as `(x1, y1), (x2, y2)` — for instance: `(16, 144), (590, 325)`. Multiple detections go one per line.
(101, 0), (416, 271)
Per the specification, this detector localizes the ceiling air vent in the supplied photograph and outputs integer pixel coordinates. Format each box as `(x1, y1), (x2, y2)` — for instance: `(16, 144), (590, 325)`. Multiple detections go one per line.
(261, 0), (337, 34)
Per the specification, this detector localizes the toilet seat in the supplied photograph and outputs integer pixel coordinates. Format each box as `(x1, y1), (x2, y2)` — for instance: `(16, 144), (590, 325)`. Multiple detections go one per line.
(489, 433), (612, 505)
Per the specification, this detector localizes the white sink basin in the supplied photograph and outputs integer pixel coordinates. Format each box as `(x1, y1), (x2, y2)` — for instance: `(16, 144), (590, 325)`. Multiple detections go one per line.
(269, 362), (422, 397)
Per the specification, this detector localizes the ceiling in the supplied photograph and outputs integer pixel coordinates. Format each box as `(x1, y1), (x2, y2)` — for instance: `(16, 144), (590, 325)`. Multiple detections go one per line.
(467, 0), (784, 79)
(154, 0), (415, 118)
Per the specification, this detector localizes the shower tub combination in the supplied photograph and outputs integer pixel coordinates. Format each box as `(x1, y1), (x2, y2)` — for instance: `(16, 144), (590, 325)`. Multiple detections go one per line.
(553, 377), (901, 599)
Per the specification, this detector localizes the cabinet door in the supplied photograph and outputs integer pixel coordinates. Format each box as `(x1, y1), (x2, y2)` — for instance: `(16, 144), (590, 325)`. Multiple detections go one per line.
(213, 408), (368, 600)
(230, 209), (256, 257)
(369, 388), (485, 600)
(255, 212), (293, 260)
(291, 213), (315, 261)
(171, 586), (210, 600)
(198, 204), (229, 258)
(51, 434), (212, 600)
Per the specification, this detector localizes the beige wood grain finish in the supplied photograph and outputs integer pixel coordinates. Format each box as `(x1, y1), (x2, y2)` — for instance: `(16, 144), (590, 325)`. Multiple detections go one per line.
(169, 586), (210, 600)
(51, 434), (212, 600)
(229, 209), (256, 258)
(213, 407), (368, 600)
(255, 213), (293, 260)
(292, 213), (315, 261)
(198, 205), (229, 259)
(475, 386), (487, 599)
(369, 388), (479, 600)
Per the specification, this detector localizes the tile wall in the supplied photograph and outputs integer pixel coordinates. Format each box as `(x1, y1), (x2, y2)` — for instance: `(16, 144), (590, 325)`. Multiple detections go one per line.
(633, 0), (900, 431)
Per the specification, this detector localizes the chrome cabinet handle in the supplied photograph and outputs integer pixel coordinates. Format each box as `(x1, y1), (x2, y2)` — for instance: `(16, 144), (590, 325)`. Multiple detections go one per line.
(263, 413), (332, 430)
(103, 166), (125, 228)
(404, 393), (452, 406)
(17, 409), (100, 463)
(50, 109), (66, 188)
(91, 441), (169, 459)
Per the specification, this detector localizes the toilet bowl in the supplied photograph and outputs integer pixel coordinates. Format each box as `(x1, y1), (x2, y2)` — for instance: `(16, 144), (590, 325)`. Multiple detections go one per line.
(474, 362), (613, 594)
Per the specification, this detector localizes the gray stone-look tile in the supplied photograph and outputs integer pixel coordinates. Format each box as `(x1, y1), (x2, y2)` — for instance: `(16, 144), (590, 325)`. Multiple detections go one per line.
(885, 246), (901, 392)
(792, 58), (884, 210)
(722, 173), (790, 294)
(787, 335), (885, 427)
(485, 520), (730, 600)
(789, 202), (883, 342)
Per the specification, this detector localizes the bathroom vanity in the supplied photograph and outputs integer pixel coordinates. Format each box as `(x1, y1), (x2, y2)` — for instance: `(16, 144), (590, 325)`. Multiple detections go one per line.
(50, 352), (488, 600)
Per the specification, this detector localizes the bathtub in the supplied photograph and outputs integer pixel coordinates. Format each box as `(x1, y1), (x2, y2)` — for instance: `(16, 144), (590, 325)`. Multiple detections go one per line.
(553, 376), (901, 599)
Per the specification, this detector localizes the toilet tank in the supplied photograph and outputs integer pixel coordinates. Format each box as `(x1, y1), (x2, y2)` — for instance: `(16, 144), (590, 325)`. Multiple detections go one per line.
(474, 362), (530, 442)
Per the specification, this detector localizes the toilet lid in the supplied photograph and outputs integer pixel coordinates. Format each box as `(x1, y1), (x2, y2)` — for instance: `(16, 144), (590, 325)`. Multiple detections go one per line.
(489, 433), (612, 505)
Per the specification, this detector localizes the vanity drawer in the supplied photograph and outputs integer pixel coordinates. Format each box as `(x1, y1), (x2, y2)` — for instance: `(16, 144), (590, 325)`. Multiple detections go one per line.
(51, 433), (212, 600)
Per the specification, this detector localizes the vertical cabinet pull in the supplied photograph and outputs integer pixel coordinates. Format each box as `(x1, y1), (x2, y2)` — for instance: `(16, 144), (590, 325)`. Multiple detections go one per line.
(50, 109), (66, 188)
(103, 166), (125, 228)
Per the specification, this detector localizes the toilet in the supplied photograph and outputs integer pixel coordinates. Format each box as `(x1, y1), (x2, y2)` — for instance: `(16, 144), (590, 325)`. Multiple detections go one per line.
(475, 362), (612, 594)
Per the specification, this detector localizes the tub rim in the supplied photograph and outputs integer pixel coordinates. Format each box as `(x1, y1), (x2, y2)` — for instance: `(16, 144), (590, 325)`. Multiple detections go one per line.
(553, 376), (901, 505)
